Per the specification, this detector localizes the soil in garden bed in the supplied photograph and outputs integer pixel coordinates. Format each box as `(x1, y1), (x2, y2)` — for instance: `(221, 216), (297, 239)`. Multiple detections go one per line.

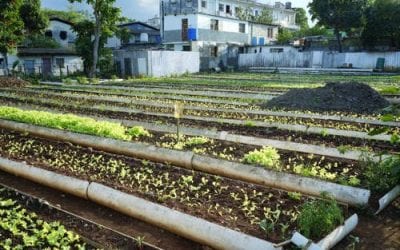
(264, 82), (390, 114)
(0, 173), (198, 250)
(0, 97), (398, 154)
(4, 89), (395, 133)
(335, 196), (400, 250)
(0, 77), (28, 88)
(0, 187), (94, 249)
(0, 129), (337, 243)
(137, 131), (366, 188)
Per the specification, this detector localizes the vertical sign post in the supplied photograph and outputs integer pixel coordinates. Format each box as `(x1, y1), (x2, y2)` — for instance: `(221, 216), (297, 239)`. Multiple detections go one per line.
(174, 102), (184, 144)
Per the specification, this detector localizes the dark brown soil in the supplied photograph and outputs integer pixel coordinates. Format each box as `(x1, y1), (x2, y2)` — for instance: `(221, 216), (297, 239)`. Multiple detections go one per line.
(0, 171), (202, 250)
(4, 89), (394, 133)
(0, 129), (313, 242)
(138, 131), (365, 187)
(0, 96), (397, 154)
(0, 77), (28, 88)
(264, 82), (391, 114)
(334, 197), (400, 250)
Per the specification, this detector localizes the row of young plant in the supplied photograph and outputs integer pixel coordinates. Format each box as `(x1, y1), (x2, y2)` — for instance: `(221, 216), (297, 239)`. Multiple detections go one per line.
(8, 88), (257, 111)
(0, 105), (397, 192)
(0, 129), (346, 242)
(0, 188), (86, 249)
(30, 86), (389, 119)
(3, 90), (397, 134)
(100, 73), (399, 93)
(0, 98), (397, 155)
(134, 131), (399, 192)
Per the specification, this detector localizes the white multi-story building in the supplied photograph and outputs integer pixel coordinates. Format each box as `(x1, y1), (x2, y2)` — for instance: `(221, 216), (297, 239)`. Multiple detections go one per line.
(160, 0), (298, 69)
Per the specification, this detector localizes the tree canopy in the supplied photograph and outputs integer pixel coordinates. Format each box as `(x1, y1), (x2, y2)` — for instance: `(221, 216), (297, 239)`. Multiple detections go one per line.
(309, 0), (367, 52)
(20, 0), (48, 35)
(69, 0), (122, 77)
(0, 0), (24, 69)
(236, 7), (273, 25)
(362, 0), (400, 50)
(294, 8), (309, 30)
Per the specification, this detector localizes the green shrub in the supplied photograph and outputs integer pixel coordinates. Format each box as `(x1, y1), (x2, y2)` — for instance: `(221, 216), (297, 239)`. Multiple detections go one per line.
(90, 78), (100, 84)
(0, 106), (131, 140)
(242, 146), (281, 170)
(76, 76), (89, 84)
(62, 78), (73, 85)
(127, 126), (151, 138)
(363, 155), (400, 192)
(298, 195), (344, 239)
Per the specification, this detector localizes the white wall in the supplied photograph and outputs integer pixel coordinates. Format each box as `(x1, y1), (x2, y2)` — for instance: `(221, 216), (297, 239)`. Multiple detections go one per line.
(239, 50), (400, 70)
(164, 14), (198, 30)
(47, 20), (76, 47)
(148, 51), (200, 77)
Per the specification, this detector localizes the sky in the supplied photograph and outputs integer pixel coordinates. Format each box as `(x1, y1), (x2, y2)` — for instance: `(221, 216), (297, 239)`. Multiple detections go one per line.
(42, 0), (312, 22)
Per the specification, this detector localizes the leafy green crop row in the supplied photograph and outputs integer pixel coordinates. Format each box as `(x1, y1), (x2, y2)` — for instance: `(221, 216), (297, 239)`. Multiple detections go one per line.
(0, 106), (150, 141)
(0, 189), (85, 249)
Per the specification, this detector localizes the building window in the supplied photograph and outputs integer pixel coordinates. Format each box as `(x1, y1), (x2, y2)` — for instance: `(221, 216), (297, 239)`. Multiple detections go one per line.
(55, 58), (65, 68)
(218, 4), (224, 12)
(59, 31), (68, 40)
(210, 46), (218, 57)
(255, 10), (259, 16)
(210, 19), (219, 31)
(270, 48), (284, 53)
(226, 5), (231, 14)
(239, 23), (245, 33)
(268, 28), (273, 38)
(183, 45), (191, 51)
(45, 30), (53, 38)
(201, 0), (207, 8)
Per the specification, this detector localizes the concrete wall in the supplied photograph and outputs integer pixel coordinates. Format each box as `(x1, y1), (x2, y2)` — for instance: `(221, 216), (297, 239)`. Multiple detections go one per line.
(0, 54), (83, 76)
(148, 51), (200, 77)
(239, 49), (400, 70)
(47, 20), (76, 48)
(114, 50), (200, 77)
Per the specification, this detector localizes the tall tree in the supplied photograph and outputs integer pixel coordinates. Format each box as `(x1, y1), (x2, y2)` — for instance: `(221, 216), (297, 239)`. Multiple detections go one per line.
(19, 0), (48, 35)
(43, 5), (88, 24)
(362, 0), (400, 50)
(308, 0), (367, 52)
(69, 0), (121, 78)
(0, 0), (24, 71)
(255, 8), (273, 25)
(294, 8), (309, 30)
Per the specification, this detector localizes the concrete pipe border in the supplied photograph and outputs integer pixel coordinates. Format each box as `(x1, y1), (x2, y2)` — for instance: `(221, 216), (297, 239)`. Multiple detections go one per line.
(375, 185), (400, 215)
(0, 157), (279, 250)
(0, 93), (392, 142)
(27, 86), (251, 106)
(290, 214), (359, 250)
(0, 119), (371, 206)
(19, 86), (400, 128)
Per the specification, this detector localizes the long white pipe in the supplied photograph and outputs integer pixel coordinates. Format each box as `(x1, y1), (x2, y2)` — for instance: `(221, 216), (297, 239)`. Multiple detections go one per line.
(0, 119), (371, 206)
(290, 214), (359, 250)
(375, 185), (400, 215)
(318, 214), (359, 249)
(0, 156), (279, 250)
(9, 87), (399, 128)
(0, 93), (392, 142)
(88, 183), (279, 250)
